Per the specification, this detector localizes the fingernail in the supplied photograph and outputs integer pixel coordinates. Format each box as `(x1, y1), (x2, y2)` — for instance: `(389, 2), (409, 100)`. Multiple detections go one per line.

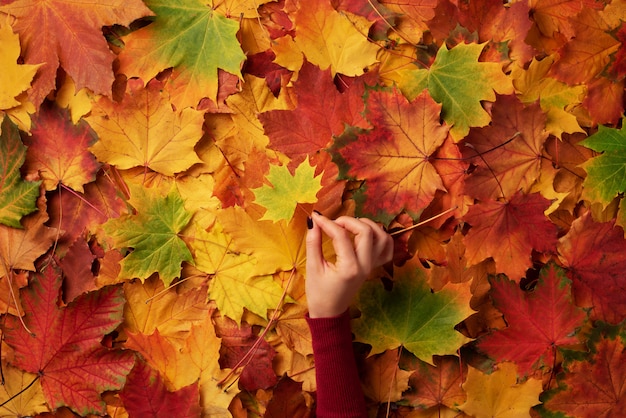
(313, 210), (322, 216)
(307, 216), (313, 229)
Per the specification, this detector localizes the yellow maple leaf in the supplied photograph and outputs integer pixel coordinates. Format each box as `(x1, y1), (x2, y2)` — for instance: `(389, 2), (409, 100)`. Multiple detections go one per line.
(0, 363), (48, 417)
(188, 219), (288, 322)
(252, 157), (322, 222)
(55, 76), (97, 124)
(512, 56), (585, 138)
(0, 19), (40, 110)
(87, 80), (204, 176)
(292, 1), (380, 76)
(122, 276), (212, 347)
(459, 362), (543, 418)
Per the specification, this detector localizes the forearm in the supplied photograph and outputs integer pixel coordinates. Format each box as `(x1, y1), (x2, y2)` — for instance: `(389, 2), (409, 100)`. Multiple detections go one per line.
(306, 310), (368, 418)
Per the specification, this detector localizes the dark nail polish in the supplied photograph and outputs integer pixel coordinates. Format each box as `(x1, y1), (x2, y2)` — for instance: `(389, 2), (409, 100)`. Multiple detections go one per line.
(307, 216), (313, 229)
(313, 210), (322, 216)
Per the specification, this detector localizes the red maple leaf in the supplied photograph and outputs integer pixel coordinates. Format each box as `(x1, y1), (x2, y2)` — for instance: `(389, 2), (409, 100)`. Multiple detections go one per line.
(260, 61), (370, 162)
(477, 262), (587, 376)
(215, 315), (277, 391)
(23, 104), (100, 193)
(2, 265), (134, 415)
(558, 211), (626, 324)
(120, 358), (201, 418)
(463, 192), (558, 281)
(404, 355), (467, 411)
(544, 336), (626, 417)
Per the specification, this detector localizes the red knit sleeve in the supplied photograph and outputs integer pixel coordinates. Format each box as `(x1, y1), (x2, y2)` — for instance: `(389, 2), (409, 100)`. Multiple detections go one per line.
(306, 310), (368, 418)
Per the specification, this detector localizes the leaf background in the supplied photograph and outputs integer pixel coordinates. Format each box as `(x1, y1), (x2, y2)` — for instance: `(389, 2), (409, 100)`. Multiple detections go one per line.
(0, 0), (625, 416)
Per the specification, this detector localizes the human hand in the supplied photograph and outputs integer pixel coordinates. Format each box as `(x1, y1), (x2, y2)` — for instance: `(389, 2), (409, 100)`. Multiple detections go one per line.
(305, 212), (394, 318)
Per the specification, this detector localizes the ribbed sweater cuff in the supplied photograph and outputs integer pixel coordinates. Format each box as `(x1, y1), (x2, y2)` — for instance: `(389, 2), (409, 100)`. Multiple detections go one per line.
(306, 311), (367, 418)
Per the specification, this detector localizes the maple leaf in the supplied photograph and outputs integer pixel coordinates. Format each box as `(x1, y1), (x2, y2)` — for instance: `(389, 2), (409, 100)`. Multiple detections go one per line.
(459, 362), (543, 418)
(103, 185), (193, 285)
(392, 42), (513, 140)
(46, 171), (126, 249)
(0, 116), (40, 228)
(404, 355), (467, 412)
(122, 276), (211, 347)
(544, 335), (626, 417)
(215, 314), (278, 391)
(252, 158), (322, 222)
(2, 265), (135, 415)
(0, 363), (48, 417)
(461, 95), (549, 201)
(361, 349), (412, 403)
(462, 192), (558, 281)
(331, 89), (448, 223)
(0, 19), (40, 110)
(550, 9), (621, 86)
(217, 205), (309, 275)
(579, 120), (626, 206)
(292, 0), (380, 76)
(477, 262), (587, 376)
(87, 80), (204, 177)
(557, 212), (626, 324)
(188, 219), (289, 322)
(512, 56), (585, 138)
(528, 0), (584, 38)
(0, 208), (56, 278)
(259, 61), (370, 161)
(120, 359), (202, 418)
(0, 0), (152, 107)
(23, 104), (100, 193)
(352, 259), (473, 363)
(118, 0), (246, 108)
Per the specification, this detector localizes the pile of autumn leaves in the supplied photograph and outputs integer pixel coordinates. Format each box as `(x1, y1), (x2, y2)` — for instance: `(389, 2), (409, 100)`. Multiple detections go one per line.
(1, 0), (626, 416)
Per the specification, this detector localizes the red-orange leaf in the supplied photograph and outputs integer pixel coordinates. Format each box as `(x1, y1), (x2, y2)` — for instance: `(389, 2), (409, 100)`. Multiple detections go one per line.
(544, 336), (626, 417)
(558, 211), (626, 324)
(120, 359), (202, 418)
(260, 61), (369, 162)
(463, 192), (558, 281)
(24, 104), (99, 193)
(331, 89), (448, 223)
(477, 262), (587, 376)
(0, 0), (152, 107)
(461, 94), (548, 201)
(2, 265), (134, 415)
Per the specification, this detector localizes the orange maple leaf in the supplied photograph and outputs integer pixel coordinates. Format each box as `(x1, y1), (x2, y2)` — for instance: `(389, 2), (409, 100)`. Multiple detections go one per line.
(331, 89), (448, 223)
(0, 0), (152, 107)
(461, 94), (548, 201)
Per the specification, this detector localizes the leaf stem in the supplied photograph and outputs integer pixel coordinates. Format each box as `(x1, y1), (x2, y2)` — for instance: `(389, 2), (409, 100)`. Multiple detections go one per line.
(389, 206), (458, 236)
(0, 373), (40, 408)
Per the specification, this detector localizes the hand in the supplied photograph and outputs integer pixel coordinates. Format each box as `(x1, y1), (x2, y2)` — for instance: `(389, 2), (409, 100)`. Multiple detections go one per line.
(305, 213), (393, 318)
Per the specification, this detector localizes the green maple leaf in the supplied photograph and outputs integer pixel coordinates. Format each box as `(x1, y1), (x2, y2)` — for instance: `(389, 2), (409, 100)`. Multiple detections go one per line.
(580, 120), (626, 205)
(353, 261), (473, 364)
(0, 116), (41, 228)
(103, 185), (193, 285)
(252, 158), (322, 222)
(397, 42), (513, 140)
(118, 0), (246, 108)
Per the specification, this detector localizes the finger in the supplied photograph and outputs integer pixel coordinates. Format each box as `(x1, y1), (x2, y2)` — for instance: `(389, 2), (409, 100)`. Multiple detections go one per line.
(311, 213), (359, 267)
(334, 216), (375, 270)
(358, 218), (394, 264)
(305, 216), (324, 274)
